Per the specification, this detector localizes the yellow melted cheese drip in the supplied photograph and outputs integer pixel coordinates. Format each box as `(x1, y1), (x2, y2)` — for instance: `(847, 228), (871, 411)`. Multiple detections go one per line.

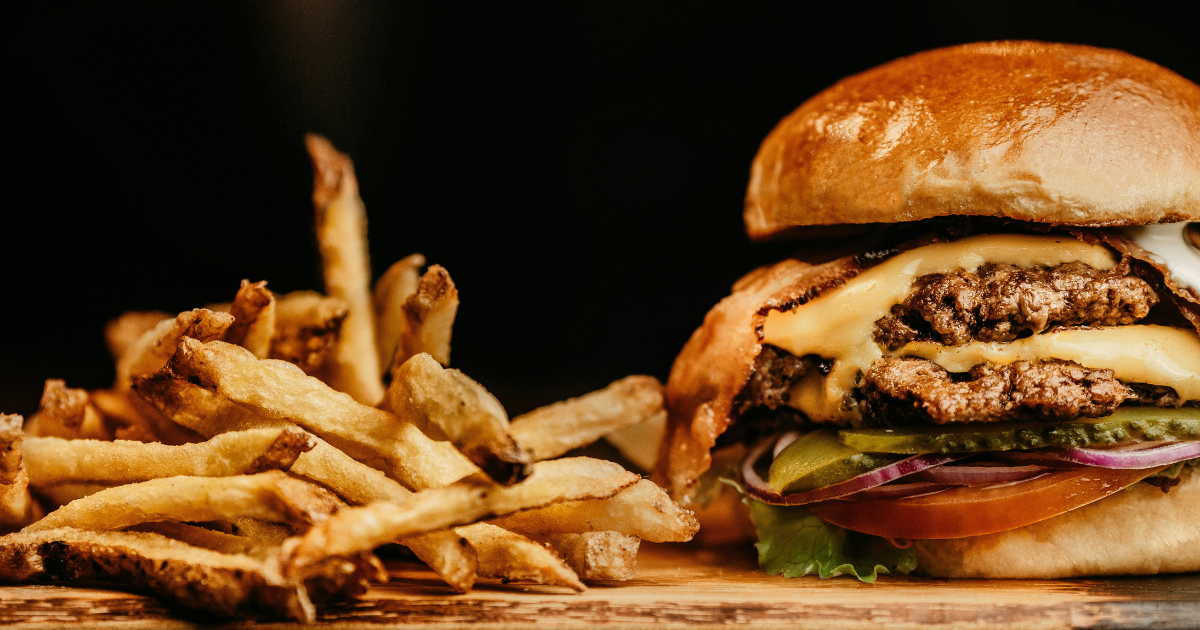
(761, 233), (1121, 423)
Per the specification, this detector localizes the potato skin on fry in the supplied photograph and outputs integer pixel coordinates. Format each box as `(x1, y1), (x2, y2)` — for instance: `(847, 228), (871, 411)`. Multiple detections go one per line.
(227, 280), (277, 359)
(0, 414), (23, 485)
(115, 308), (233, 390)
(537, 531), (640, 582)
(270, 291), (348, 374)
(374, 253), (425, 373)
(395, 264), (459, 371)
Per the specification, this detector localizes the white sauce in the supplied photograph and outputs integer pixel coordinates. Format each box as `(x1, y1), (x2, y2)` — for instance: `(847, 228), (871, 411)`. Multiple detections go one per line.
(1121, 223), (1200, 290)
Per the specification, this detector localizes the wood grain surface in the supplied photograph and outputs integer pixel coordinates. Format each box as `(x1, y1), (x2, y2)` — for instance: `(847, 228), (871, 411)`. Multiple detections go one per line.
(4, 543), (1200, 629)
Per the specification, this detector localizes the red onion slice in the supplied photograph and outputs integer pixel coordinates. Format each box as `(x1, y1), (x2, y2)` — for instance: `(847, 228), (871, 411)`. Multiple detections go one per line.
(773, 431), (802, 458)
(842, 481), (959, 500)
(1041, 440), (1200, 469)
(741, 434), (968, 506)
(913, 464), (1048, 485)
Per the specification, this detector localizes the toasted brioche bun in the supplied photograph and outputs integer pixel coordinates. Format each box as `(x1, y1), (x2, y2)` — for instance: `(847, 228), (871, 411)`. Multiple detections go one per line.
(915, 468), (1200, 578)
(745, 42), (1200, 240)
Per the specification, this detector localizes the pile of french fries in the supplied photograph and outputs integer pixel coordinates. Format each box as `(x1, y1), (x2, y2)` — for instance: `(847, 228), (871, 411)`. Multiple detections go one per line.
(0, 135), (696, 621)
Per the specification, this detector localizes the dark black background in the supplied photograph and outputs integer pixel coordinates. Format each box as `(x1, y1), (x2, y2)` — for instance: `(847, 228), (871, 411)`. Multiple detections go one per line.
(1, 1), (1197, 415)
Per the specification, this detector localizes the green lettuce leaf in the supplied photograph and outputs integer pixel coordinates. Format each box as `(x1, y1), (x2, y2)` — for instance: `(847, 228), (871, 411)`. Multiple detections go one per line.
(726, 479), (916, 583)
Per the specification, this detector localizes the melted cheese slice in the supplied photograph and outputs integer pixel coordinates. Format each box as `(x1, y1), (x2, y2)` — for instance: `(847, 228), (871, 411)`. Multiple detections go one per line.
(898, 326), (1200, 401)
(762, 233), (1119, 422)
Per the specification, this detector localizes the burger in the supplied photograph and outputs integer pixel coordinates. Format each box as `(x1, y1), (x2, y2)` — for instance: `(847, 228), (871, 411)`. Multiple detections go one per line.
(655, 41), (1200, 580)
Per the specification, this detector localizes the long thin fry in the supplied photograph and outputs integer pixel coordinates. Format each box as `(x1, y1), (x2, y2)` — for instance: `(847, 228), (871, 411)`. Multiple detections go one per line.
(389, 353), (532, 485)
(270, 291), (348, 374)
(604, 410), (667, 472)
(510, 375), (665, 461)
(26, 471), (343, 533)
(488, 479), (699, 543)
(0, 527), (378, 622)
(227, 279), (277, 359)
(282, 457), (638, 577)
(463, 524), (584, 591)
(129, 521), (273, 558)
(537, 532), (640, 581)
(394, 264), (458, 370)
(23, 427), (315, 487)
(374, 253), (425, 373)
(166, 339), (477, 489)
(115, 308), (233, 389)
(134, 374), (478, 592)
(306, 133), (383, 405)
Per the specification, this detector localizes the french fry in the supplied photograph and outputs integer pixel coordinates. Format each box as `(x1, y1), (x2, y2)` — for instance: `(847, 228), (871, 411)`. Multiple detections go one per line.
(394, 264), (458, 371)
(488, 479), (699, 543)
(104, 311), (171, 362)
(134, 374), (479, 592)
(129, 521), (273, 558)
(26, 471), (343, 533)
(166, 339), (477, 490)
(114, 308), (233, 390)
(1, 417), (41, 530)
(389, 353), (533, 485)
(231, 518), (294, 545)
(27, 379), (89, 439)
(0, 527), (376, 622)
(462, 524), (584, 591)
(605, 410), (667, 473)
(405, 528), (478, 593)
(537, 532), (640, 582)
(510, 375), (665, 461)
(23, 427), (315, 487)
(226, 279), (277, 359)
(374, 253), (425, 372)
(1, 414), (22, 485)
(33, 482), (110, 508)
(305, 133), (383, 405)
(270, 291), (348, 374)
(281, 457), (639, 577)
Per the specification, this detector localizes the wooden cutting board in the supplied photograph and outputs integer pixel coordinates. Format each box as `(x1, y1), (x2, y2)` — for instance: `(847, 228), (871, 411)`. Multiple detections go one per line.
(3, 543), (1200, 629)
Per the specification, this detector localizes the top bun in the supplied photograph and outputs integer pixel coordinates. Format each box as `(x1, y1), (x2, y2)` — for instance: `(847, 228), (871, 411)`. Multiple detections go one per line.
(745, 41), (1200, 240)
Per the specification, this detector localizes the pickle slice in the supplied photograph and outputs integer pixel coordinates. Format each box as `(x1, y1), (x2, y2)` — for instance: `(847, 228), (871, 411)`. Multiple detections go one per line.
(768, 429), (899, 494)
(839, 406), (1200, 454)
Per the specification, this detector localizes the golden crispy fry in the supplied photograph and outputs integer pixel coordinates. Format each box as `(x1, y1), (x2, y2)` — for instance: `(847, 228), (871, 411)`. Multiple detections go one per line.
(0, 527), (378, 622)
(462, 524), (584, 591)
(389, 353), (532, 485)
(26, 471), (343, 533)
(510, 375), (665, 461)
(129, 521), (272, 558)
(394, 264), (458, 370)
(90, 387), (198, 445)
(488, 479), (699, 543)
(115, 308), (234, 390)
(537, 531), (639, 581)
(306, 133), (383, 405)
(166, 339), (477, 489)
(133, 375), (481, 591)
(374, 253), (425, 372)
(33, 482), (110, 508)
(227, 279), (277, 359)
(23, 427), (314, 487)
(281, 457), (638, 577)
(406, 528), (478, 593)
(270, 291), (348, 374)
(604, 410), (667, 472)
(104, 311), (171, 362)
(1, 414), (22, 484)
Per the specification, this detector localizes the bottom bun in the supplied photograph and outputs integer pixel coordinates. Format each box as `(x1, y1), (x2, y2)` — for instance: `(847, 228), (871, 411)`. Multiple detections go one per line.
(915, 468), (1200, 578)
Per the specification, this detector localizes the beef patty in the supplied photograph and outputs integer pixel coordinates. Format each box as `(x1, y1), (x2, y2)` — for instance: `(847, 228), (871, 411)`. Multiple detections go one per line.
(874, 260), (1158, 350)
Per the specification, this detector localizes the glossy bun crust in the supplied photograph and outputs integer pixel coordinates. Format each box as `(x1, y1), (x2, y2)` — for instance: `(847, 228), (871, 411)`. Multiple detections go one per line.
(745, 42), (1200, 240)
(916, 468), (1200, 578)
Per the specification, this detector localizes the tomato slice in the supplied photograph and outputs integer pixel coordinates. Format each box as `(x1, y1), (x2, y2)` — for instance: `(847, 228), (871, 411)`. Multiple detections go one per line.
(809, 466), (1162, 539)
